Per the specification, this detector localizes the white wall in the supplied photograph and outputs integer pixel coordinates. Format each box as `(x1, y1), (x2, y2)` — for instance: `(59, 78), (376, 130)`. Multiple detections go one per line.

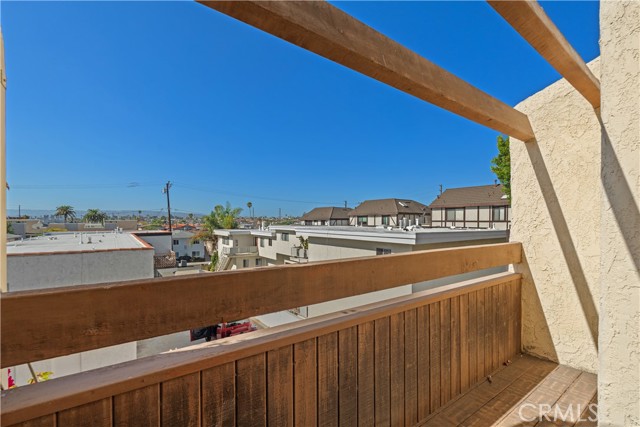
(137, 234), (171, 254)
(7, 249), (154, 291)
(598, 2), (640, 424)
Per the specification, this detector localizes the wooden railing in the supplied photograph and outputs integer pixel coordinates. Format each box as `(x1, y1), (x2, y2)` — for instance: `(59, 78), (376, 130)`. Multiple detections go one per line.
(1, 243), (522, 426)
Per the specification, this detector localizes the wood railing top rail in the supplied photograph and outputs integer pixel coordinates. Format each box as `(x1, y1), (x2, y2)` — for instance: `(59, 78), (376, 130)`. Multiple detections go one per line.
(0, 272), (521, 425)
(1, 242), (521, 368)
(197, 1), (535, 141)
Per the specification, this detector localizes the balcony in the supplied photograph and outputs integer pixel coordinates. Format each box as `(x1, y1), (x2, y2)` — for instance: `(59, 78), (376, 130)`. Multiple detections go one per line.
(0, 243), (596, 426)
(291, 245), (308, 260)
(222, 246), (258, 256)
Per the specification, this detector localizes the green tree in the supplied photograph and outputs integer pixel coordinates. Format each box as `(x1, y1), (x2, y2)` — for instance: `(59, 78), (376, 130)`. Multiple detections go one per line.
(83, 209), (107, 224)
(193, 202), (242, 251)
(54, 205), (76, 223)
(491, 135), (511, 200)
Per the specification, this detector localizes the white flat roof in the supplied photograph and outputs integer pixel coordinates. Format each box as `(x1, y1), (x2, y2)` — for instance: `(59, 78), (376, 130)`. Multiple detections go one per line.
(7, 231), (150, 255)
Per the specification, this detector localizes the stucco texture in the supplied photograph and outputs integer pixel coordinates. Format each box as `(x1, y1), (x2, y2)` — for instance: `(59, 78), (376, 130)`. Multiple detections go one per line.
(599, 1), (640, 425)
(510, 59), (602, 373)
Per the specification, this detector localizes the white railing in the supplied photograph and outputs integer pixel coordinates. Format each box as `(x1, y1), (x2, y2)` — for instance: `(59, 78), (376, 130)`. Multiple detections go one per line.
(222, 246), (258, 256)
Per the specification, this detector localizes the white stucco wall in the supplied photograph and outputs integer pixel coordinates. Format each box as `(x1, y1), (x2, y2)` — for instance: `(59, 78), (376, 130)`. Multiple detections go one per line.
(510, 59), (602, 372)
(136, 233), (171, 254)
(7, 249), (154, 291)
(598, 2), (640, 425)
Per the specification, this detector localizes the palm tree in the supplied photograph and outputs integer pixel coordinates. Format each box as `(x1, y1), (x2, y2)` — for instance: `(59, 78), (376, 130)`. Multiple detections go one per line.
(54, 205), (76, 223)
(247, 202), (253, 219)
(192, 202), (242, 254)
(83, 209), (107, 224)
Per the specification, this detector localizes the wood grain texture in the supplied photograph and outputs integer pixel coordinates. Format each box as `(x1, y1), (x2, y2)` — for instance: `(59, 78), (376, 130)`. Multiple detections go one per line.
(1, 243), (522, 368)
(5, 415), (56, 427)
(113, 384), (159, 427)
(460, 293), (470, 393)
(417, 305), (430, 421)
(199, 1), (535, 140)
(389, 312), (405, 427)
(488, 0), (600, 108)
(267, 347), (293, 427)
(403, 309), (418, 427)
(440, 298), (451, 406)
(468, 291), (478, 386)
(450, 296), (461, 398)
(338, 327), (358, 427)
(57, 398), (111, 427)
(374, 317), (391, 426)
(161, 373), (200, 427)
(236, 354), (266, 427)
(294, 339), (316, 427)
(357, 322), (375, 426)
(2, 274), (523, 427)
(317, 333), (339, 427)
(202, 362), (236, 427)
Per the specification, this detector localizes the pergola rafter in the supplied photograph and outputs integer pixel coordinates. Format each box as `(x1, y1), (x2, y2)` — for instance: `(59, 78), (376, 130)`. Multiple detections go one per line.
(198, 0), (536, 141)
(488, 0), (601, 109)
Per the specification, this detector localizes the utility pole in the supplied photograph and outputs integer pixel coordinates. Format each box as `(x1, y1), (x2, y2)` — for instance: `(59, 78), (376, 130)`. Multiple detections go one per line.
(439, 184), (443, 196)
(162, 181), (173, 234)
(344, 200), (347, 208)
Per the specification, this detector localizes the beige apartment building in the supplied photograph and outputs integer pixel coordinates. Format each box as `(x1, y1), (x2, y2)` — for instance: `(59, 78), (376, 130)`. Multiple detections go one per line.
(348, 198), (431, 227)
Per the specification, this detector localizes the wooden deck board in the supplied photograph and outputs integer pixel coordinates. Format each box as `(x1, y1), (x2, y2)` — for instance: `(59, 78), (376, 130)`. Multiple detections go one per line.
(419, 355), (597, 427)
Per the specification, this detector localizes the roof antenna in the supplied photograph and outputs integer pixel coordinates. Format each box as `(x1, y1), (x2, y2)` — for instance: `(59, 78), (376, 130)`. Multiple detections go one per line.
(439, 184), (443, 197)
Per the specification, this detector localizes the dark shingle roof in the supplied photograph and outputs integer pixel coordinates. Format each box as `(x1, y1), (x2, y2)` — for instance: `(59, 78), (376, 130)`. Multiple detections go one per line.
(349, 199), (430, 216)
(301, 207), (352, 221)
(428, 184), (509, 208)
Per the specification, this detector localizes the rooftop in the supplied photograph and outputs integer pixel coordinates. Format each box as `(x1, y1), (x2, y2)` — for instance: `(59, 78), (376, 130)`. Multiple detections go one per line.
(350, 198), (430, 216)
(429, 184), (509, 208)
(6, 231), (150, 255)
(301, 207), (352, 221)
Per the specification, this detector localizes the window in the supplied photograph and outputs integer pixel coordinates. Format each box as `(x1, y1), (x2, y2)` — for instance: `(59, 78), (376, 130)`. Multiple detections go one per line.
(493, 206), (506, 221)
(281, 233), (289, 242)
(260, 238), (265, 248)
(192, 240), (199, 244)
(382, 215), (390, 225)
(242, 259), (249, 268)
(357, 216), (368, 225)
(376, 248), (391, 255)
(173, 239), (179, 246)
(222, 237), (229, 245)
(256, 258), (262, 267)
(320, 220), (326, 226)
(191, 251), (200, 258)
(269, 239), (273, 247)
(445, 208), (456, 221)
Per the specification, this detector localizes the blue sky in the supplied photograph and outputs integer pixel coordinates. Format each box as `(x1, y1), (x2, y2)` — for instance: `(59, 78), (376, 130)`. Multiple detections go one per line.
(2, 1), (599, 217)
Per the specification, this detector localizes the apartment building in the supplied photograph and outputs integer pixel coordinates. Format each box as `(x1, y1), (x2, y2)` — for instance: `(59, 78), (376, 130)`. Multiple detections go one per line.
(171, 230), (205, 260)
(215, 225), (507, 320)
(348, 198), (431, 227)
(300, 206), (351, 226)
(429, 184), (511, 229)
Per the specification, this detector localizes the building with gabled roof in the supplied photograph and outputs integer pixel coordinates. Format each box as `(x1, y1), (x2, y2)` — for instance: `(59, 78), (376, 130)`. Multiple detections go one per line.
(429, 184), (510, 229)
(348, 198), (430, 227)
(300, 207), (351, 226)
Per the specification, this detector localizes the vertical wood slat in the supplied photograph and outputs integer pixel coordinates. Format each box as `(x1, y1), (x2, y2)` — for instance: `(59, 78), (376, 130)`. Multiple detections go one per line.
(390, 312), (405, 427)
(499, 284), (506, 364)
(374, 318), (391, 426)
(202, 362), (235, 427)
(492, 286), (499, 372)
(294, 338), (317, 427)
(515, 280), (522, 355)
(484, 287), (493, 376)
(161, 373), (200, 427)
(267, 346), (293, 426)
(404, 309), (418, 427)
(338, 327), (358, 427)
(460, 293), (470, 393)
(450, 296), (461, 398)
(318, 333), (339, 427)
(440, 298), (451, 406)
(477, 289), (486, 380)
(417, 305), (430, 420)
(468, 291), (478, 386)
(114, 384), (159, 427)
(357, 322), (375, 427)
(429, 302), (441, 415)
(237, 354), (266, 427)
(58, 398), (112, 427)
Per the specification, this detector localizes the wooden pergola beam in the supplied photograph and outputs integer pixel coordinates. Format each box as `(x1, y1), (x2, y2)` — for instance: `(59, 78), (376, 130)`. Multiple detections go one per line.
(198, 1), (535, 141)
(488, 0), (600, 109)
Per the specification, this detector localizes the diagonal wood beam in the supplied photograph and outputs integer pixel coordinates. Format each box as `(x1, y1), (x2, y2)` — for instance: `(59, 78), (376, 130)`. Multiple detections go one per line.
(197, 1), (535, 141)
(488, 0), (600, 109)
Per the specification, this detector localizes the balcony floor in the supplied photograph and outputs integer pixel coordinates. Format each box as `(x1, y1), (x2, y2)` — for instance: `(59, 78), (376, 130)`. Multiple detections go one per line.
(420, 354), (597, 427)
